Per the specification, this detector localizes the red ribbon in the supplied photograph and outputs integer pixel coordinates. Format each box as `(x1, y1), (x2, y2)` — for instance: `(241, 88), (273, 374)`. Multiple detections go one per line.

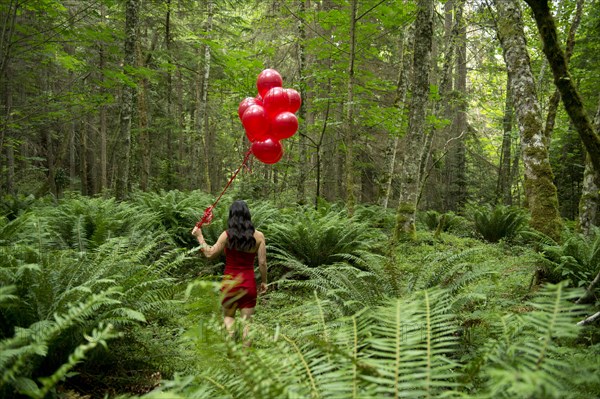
(195, 148), (253, 228)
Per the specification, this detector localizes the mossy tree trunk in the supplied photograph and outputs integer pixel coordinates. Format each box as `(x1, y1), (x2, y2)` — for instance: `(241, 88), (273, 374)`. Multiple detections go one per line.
(344, 0), (357, 214)
(524, 0), (600, 173)
(579, 98), (600, 236)
(394, 0), (433, 241)
(494, 0), (562, 241)
(542, 0), (584, 148)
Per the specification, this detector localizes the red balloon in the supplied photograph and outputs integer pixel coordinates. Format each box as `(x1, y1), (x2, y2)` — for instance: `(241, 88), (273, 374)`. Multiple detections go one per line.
(286, 89), (302, 113)
(256, 69), (283, 98)
(251, 138), (283, 164)
(271, 112), (298, 140)
(263, 87), (290, 116)
(242, 105), (269, 142)
(238, 97), (256, 120)
(254, 94), (263, 106)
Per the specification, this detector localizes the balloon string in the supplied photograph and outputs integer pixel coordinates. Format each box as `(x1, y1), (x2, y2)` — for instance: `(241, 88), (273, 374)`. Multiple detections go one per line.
(195, 148), (253, 228)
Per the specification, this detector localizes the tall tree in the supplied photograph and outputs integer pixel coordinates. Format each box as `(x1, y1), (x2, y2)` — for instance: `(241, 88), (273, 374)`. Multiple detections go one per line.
(579, 97), (600, 236)
(296, 0), (308, 205)
(494, 0), (562, 241)
(381, 29), (411, 209)
(195, 0), (214, 193)
(543, 0), (584, 145)
(524, 0), (600, 173)
(344, 0), (358, 213)
(496, 80), (514, 205)
(115, 0), (140, 200)
(394, 0), (433, 241)
(447, 0), (467, 210)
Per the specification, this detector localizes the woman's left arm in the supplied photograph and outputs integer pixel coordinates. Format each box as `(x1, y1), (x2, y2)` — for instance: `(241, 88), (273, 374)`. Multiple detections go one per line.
(192, 228), (227, 259)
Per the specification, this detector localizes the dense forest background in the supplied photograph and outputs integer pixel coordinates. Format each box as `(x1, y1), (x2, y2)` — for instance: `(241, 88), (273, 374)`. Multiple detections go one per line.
(2, 0), (599, 224)
(2, 0), (600, 398)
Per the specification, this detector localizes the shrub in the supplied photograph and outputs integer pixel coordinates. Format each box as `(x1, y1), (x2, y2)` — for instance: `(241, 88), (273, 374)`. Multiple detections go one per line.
(537, 228), (600, 299)
(267, 206), (385, 275)
(0, 197), (193, 397)
(471, 205), (528, 243)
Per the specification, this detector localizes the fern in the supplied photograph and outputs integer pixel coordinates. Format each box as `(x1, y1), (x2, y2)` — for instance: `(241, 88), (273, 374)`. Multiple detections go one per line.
(150, 288), (461, 398)
(405, 247), (498, 302)
(274, 258), (392, 314)
(15, 323), (119, 399)
(0, 288), (122, 389)
(471, 205), (528, 243)
(537, 229), (600, 293)
(470, 282), (588, 399)
(268, 207), (385, 276)
(363, 289), (460, 398)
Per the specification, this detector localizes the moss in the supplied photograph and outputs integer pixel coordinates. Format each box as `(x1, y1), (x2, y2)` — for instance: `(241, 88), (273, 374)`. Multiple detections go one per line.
(524, 174), (562, 242)
(394, 201), (417, 242)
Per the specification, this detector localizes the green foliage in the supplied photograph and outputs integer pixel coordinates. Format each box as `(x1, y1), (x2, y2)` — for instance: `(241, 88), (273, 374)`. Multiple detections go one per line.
(418, 210), (471, 237)
(0, 194), (37, 221)
(41, 193), (157, 251)
(466, 282), (589, 399)
(274, 259), (391, 315)
(142, 281), (598, 399)
(408, 247), (499, 298)
(144, 288), (462, 399)
(537, 228), (600, 292)
(2, 192), (598, 398)
(471, 204), (528, 243)
(268, 206), (385, 274)
(131, 190), (215, 248)
(0, 194), (195, 397)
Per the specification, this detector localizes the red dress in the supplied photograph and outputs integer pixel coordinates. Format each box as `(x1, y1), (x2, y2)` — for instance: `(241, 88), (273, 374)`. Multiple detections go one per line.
(221, 243), (257, 309)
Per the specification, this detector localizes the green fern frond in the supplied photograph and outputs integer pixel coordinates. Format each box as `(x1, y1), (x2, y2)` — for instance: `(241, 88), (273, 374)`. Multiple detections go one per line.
(18, 323), (119, 399)
(471, 205), (528, 243)
(364, 289), (460, 398)
(474, 282), (588, 399)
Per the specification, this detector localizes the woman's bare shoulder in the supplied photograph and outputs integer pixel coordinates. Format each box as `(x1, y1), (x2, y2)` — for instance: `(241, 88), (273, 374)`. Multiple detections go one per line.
(254, 230), (265, 241)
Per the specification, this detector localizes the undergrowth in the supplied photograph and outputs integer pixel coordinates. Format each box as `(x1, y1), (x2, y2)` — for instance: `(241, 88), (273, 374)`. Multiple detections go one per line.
(1, 193), (599, 398)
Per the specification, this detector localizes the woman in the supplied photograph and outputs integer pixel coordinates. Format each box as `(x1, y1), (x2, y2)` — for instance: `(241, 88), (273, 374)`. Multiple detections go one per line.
(191, 200), (267, 343)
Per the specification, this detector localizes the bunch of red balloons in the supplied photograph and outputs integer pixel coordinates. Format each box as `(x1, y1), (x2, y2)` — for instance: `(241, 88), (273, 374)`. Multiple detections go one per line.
(238, 69), (301, 164)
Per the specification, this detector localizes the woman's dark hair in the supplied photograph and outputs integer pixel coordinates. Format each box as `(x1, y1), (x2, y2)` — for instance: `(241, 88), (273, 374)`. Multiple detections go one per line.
(227, 200), (256, 251)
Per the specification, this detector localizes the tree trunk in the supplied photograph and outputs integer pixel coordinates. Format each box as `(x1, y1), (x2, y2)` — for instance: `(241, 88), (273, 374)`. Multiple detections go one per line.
(296, 0), (308, 205)
(195, 0), (213, 194)
(314, 93), (331, 208)
(542, 0), (584, 146)
(98, 3), (108, 193)
(496, 79), (514, 205)
(394, 0), (433, 241)
(449, 3), (467, 210)
(69, 119), (76, 191)
(2, 65), (14, 195)
(115, 0), (140, 200)
(439, 0), (467, 212)
(164, 0), (174, 190)
(344, 0), (358, 213)
(525, 0), (600, 173)
(0, 0), (18, 80)
(80, 122), (89, 196)
(495, 0), (562, 241)
(381, 29), (411, 209)
(579, 97), (600, 236)
(137, 39), (150, 191)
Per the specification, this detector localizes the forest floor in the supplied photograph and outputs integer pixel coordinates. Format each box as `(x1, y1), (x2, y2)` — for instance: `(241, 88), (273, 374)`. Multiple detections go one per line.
(183, 232), (542, 390)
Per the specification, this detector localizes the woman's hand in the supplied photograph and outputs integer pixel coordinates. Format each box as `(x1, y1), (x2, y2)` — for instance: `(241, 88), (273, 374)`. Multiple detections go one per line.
(191, 226), (202, 238)
(259, 282), (268, 295)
